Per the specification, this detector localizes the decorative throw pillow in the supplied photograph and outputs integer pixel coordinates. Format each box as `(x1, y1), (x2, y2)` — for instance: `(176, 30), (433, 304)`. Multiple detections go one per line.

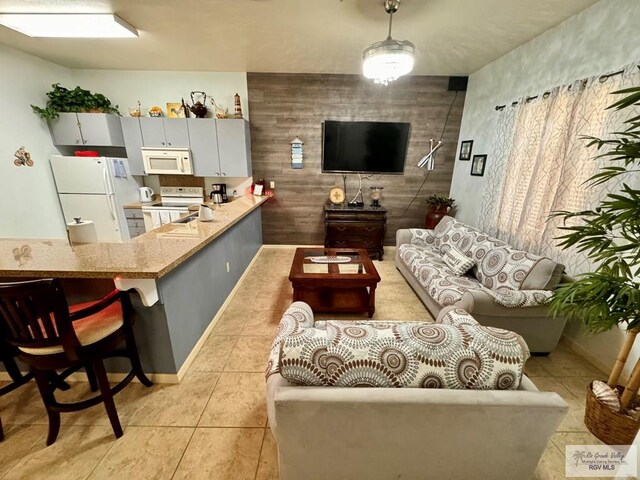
(443, 247), (475, 275)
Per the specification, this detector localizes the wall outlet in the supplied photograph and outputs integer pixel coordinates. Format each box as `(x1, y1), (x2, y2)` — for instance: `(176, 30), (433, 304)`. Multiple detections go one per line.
(269, 181), (275, 189)
(226, 261), (230, 273)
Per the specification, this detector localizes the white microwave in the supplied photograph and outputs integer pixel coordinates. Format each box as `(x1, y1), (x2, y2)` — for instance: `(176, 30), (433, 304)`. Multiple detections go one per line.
(142, 148), (193, 175)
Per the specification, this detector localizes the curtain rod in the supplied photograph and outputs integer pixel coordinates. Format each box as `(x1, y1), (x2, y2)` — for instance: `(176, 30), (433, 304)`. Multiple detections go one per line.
(494, 68), (628, 111)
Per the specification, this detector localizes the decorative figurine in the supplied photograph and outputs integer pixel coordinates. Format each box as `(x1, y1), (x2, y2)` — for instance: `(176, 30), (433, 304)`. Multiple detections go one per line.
(128, 101), (142, 117)
(210, 98), (229, 119)
(233, 93), (243, 119)
(148, 106), (163, 117)
(188, 91), (208, 118)
(14, 146), (33, 167)
(370, 186), (383, 207)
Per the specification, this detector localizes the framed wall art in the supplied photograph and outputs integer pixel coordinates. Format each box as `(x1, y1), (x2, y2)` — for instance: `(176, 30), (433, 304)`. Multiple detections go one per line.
(471, 154), (487, 176)
(459, 140), (473, 160)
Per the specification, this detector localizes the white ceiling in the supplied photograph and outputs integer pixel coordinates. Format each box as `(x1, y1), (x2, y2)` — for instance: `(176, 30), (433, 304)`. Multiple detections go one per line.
(0, 0), (600, 75)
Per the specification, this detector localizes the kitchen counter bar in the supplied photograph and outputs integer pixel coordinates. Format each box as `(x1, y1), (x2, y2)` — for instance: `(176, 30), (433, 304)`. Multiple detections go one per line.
(0, 195), (269, 280)
(0, 195), (267, 379)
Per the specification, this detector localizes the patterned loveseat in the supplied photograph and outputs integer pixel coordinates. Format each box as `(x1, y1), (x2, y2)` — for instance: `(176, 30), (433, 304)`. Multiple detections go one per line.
(266, 302), (530, 390)
(396, 216), (567, 353)
(265, 303), (568, 480)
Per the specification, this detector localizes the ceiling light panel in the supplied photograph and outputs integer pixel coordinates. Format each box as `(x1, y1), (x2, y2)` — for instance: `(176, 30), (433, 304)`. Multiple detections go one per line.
(0, 14), (138, 38)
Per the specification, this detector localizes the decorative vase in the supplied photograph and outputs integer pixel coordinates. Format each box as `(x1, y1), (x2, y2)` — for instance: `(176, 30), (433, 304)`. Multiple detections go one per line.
(425, 205), (450, 229)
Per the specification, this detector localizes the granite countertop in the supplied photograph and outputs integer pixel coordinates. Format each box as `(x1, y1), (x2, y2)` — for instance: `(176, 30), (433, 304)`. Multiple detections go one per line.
(0, 195), (270, 280)
(123, 196), (162, 209)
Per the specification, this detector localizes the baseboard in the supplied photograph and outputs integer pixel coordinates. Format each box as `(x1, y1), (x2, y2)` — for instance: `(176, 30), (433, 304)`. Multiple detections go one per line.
(262, 244), (323, 249)
(0, 245), (266, 386)
(561, 333), (613, 380)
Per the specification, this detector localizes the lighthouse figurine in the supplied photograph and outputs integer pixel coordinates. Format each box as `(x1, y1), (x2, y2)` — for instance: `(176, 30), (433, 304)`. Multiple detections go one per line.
(233, 93), (243, 119)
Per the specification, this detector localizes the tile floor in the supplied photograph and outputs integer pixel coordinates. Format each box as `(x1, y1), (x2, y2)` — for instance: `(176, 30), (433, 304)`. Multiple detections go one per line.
(0, 247), (609, 479)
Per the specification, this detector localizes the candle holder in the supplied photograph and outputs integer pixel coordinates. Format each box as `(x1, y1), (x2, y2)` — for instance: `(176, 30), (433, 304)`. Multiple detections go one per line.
(370, 186), (383, 207)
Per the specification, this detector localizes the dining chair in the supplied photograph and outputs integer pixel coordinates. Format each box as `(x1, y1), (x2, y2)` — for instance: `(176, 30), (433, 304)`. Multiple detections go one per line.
(0, 278), (152, 445)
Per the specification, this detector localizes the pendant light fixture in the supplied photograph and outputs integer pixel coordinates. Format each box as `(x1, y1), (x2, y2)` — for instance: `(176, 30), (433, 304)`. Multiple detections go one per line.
(362, 0), (415, 86)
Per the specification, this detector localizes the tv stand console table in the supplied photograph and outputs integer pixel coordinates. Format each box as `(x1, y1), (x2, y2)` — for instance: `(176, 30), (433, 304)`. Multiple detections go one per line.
(324, 204), (387, 260)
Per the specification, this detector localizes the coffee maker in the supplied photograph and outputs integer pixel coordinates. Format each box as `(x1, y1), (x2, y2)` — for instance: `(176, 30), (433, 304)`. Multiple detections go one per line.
(210, 183), (228, 204)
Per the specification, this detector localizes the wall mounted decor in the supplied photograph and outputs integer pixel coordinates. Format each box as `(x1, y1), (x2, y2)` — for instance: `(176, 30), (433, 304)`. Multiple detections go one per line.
(471, 154), (487, 176)
(459, 140), (473, 160)
(13, 146), (33, 167)
(291, 136), (304, 169)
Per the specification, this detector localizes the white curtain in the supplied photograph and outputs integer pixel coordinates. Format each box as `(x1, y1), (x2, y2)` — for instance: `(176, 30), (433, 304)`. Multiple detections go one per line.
(478, 63), (640, 275)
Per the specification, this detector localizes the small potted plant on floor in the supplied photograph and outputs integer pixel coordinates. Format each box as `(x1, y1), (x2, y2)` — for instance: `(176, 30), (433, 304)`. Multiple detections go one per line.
(31, 83), (119, 119)
(549, 83), (640, 445)
(424, 194), (455, 229)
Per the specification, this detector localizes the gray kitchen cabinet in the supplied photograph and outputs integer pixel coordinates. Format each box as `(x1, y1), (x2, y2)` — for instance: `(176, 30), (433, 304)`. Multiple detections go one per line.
(139, 118), (167, 147)
(215, 119), (252, 177)
(187, 119), (220, 176)
(139, 118), (189, 147)
(76, 113), (125, 146)
(163, 119), (190, 147)
(49, 113), (83, 146)
(49, 113), (124, 147)
(120, 117), (145, 176)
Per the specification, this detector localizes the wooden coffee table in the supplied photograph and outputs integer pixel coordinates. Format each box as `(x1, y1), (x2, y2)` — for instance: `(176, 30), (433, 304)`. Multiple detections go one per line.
(288, 248), (381, 318)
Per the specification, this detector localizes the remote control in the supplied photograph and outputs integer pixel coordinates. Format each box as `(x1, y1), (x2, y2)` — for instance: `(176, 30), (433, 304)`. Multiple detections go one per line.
(309, 256), (352, 264)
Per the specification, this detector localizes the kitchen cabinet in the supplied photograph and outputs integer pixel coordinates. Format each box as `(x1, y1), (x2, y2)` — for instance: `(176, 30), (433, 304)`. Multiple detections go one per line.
(187, 119), (220, 177)
(124, 208), (145, 238)
(139, 118), (189, 148)
(49, 113), (125, 147)
(120, 117), (145, 176)
(216, 119), (252, 177)
(120, 117), (253, 178)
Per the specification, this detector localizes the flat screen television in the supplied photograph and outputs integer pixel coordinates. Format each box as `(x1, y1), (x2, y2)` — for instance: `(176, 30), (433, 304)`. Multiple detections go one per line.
(322, 120), (410, 174)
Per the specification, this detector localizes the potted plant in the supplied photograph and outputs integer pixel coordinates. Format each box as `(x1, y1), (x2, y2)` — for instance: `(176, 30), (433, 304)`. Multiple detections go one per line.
(549, 83), (640, 445)
(425, 194), (455, 229)
(31, 83), (119, 120)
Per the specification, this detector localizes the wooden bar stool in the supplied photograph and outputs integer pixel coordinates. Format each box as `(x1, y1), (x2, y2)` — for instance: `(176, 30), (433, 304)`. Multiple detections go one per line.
(0, 278), (152, 445)
(0, 354), (31, 441)
(0, 339), (74, 442)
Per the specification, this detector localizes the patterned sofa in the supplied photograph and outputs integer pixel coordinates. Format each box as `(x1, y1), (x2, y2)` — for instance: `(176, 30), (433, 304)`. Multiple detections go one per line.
(265, 303), (568, 480)
(396, 216), (568, 353)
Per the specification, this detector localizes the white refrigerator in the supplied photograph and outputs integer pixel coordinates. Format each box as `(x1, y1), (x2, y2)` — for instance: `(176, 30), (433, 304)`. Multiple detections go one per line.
(50, 156), (142, 242)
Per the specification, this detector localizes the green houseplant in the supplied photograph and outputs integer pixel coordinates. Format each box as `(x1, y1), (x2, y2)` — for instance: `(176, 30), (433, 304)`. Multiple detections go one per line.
(425, 194), (455, 229)
(31, 83), (119, 120)
(549, 83), (640, 444)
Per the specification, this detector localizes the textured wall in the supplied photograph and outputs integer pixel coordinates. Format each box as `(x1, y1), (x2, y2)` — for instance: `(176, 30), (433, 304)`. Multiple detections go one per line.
(0, 44), (72, 239)
(248, 73), (464, 245)
(450, 0), (640, 226)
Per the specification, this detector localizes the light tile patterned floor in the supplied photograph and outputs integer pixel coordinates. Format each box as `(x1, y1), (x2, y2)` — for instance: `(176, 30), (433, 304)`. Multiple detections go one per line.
(0, 246), (609, 479)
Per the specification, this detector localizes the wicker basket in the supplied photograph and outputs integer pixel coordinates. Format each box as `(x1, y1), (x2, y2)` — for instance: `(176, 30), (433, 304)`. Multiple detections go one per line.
(585, 382), (640, 445)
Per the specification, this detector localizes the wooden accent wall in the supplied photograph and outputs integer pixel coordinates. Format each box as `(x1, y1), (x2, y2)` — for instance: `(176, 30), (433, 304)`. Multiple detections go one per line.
(247, 73), (465, 246)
